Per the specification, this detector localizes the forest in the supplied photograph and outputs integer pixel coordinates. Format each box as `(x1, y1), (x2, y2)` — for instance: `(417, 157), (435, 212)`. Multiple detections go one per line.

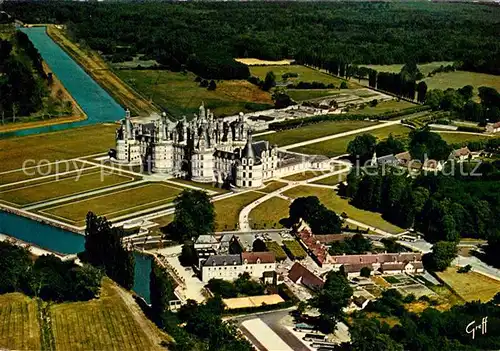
(3, 1), (500, 79)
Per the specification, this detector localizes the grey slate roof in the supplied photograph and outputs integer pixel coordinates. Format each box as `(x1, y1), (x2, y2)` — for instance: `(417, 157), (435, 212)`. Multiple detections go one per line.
(203, 254), (242, 267)
(195, 234), (219, 245)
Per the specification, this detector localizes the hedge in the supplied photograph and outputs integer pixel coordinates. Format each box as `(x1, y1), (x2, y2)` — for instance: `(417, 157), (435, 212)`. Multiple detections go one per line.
(283, 240), (307, 260)
(268, 105), (430, 131)
(265, 241), (288, 261)
(456, 125), (485, 133)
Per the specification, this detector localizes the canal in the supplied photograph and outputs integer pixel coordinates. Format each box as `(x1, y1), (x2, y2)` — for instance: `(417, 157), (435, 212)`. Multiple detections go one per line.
(0, 27), (151, 303)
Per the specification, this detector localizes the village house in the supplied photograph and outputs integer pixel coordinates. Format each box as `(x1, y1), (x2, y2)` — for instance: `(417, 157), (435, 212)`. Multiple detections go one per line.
(201, 252), (276, 283)
(449, 146), (472, 161)
(329, 252), (424, 277)
(287, 262), (325, 291)
(486, 121), (500, 134)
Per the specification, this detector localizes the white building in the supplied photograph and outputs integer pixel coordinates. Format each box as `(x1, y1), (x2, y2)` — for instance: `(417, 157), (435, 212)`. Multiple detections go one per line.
(113, 103), (279, 189)
(201, 252), (276, 283)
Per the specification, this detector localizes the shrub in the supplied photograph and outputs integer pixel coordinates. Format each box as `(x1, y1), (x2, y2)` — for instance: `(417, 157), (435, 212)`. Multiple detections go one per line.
(265, 241), (288, 261)
(457, 264), (472, 273)
(360, 266), (372, 277)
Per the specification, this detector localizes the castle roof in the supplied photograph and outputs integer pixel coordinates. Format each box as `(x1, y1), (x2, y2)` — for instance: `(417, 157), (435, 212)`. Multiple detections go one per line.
(242, 252), (276, 264)
(203, 254), (242, 267)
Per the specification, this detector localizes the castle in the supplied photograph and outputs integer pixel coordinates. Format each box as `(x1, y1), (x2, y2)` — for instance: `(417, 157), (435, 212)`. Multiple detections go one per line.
(113, 104), (279, 188)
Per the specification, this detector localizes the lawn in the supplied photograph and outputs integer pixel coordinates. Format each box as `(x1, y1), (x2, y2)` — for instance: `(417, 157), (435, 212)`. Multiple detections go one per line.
(283, 240), (307, 260)
(282, 170), (330, 182)
(166, 178), (228, 194)
(255, 120), (378, 147)
(290, 124), (411, 157)
(0, 171), (135, 207)
(0, 160), (94, 186)
(214, 191), (263, 231)
(248, 196), (290, 230)
(265, 241), (288, 261)
(0, 293), (40, 350)
(437, 132), (492, 145)
(50, 278), (166, 350)
(421, 71), (500, 97)
(312, 172), (348, 186)
(116, 69), (273, 118)
(260, 181), (288, 193)
(40, 182), (183, 225)
(287, 89), (343, 101)
(360, 62), (453, 76)
(283, 185), (404, 234)
(353, 100), (416, 115)
(250, 65), (358, 88)
(436, 267), (500, 302)
(0, 124), (117, 173)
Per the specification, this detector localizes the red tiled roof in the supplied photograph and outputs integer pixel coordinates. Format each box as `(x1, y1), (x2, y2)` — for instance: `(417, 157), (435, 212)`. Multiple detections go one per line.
(288, 262), (324, 290)
(314, 234), (352, 244)
(452, 147), (471, 157)
(341, 263), (372, 273)
(297, 229), (328, 265)
(330, 253), (422, 265)
(242, 251), (275, 264)
(380, 262), (404, 271)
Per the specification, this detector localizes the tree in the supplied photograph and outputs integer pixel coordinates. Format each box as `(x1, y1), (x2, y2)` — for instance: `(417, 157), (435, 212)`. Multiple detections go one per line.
(84, 212), (135, 289)
(179, 241), (198, 267)
(262, 71), (276, 91)
(0, 241), (32, 294)
(340, 81), (348, 89)
(425, 89), (444, 110)
(417, 81), (428, 103)
(458, 85), (474, 100)
(167, 190), (215, 242)
(375, 134), (405, 156)
(289, 196), (342, 234)
(252, 238), (267, 252)
(208, 79), (217, 90)
(207, 279), (238, 298)
(347, 134), (377, 162)
(424, 241), (458, 272)
(360, 266), (372, 277)
(351, 318), (404, 351)
(71, 264), (104, 301)
(150, 260), (177, 325)
(310, 271), (353, 332)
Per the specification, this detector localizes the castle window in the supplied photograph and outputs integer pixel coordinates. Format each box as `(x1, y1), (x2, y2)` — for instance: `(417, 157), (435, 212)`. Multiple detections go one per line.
(242, 180), (246, 187)
(249, 173), (252, 178)
(249, 166), (252, 171)
(243, 172), (246, 178)
(249, 181), (252, 187)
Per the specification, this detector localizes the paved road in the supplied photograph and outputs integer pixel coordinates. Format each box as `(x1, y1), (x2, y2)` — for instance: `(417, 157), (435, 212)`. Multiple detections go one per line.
(280, 120), (401, 150)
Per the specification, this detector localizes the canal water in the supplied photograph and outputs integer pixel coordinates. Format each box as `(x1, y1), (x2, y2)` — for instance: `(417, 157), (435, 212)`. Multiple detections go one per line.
(0, 27), (151, 302)
(1, 26), (124, 139)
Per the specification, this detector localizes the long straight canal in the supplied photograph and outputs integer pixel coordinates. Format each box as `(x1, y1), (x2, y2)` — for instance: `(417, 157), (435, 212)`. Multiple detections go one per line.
(0, 27), (151, 302)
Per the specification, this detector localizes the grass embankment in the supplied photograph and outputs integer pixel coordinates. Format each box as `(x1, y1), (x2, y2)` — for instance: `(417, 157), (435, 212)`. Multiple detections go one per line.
(214, 191), (263, 231)
(116, 69), (273, 118)
(312, 172), (348, 186)
(0, 124), (117, 173)
(248, 196), (290, 230)
(360, 62), (453, 76)
(0, 293), (41, 350)
(282, 170), (330, 182)
(0, 171), (135, 207)
(283, 185), (404, 234)
(40, 182), (183, 226)
(255, 120), (378, 147)
(260, 181), (288, 193)
(290, 124), (411, 157)
(47, 25), (155, 116)
(436, 267), (500, 302)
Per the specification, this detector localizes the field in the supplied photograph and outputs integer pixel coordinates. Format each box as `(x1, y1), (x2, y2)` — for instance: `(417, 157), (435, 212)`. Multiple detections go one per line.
(290, 124), (411, 157)
(249, 65), (358, 88)
(260, 181), (287, 193)
(0, 160), (94, 186)
(437, 132), (492, 145)
(0, 124), (117, 173)
(312, 172), (348, 186)
(282, 170), (330, 182)
(283, 185), (404, 234)
(265, 241), (288, 261)
(0, 293), (40, 350)
(40, 182), (183, 225)
(360, 62), (453, 76)
(287, 89), (342, 101)
(47, 25), (155, 116)
(248, 196), (290, 230)
(50, 279), (166, 350)
(214, 191), (264, 231)
(235, 58), (293, 66)
(353, 100), (416, 115)
(0, 171), (135, 207)
(421, 70), (500, 96)
(255, 120), (378, 147)
(436, 267), (500, 302)
(283, 240), (307, 260)
(116, 69), (274, 118)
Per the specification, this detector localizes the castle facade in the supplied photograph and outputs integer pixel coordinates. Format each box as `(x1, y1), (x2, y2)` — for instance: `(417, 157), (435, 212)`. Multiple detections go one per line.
(114, 104), (279, 188)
